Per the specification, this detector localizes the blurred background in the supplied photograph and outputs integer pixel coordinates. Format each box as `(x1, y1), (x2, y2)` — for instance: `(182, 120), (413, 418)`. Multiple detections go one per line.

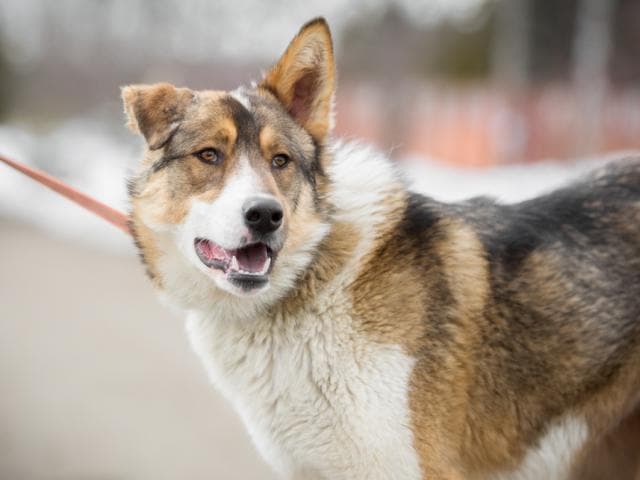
(0, 0), (638, 479)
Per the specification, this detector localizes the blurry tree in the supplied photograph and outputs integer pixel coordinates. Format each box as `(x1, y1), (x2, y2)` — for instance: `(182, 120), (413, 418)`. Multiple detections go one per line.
(340, 7), (434, 81)
(339, 7), (429, 150)
(491, 0), (530, 88)
(340, 5), (494, 82)
(527, 1), (579, 82)
(0, 38), (13, 120)
(501, 0), (639, 87)
(430, 15), (494, 81)
(572, 0), (615, 155)
(339, 5), (494, 149)
(610, 0), (640, 86)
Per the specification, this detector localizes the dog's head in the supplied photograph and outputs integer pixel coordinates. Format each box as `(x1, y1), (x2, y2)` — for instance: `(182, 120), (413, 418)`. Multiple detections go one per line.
(123, 19), (334, 301)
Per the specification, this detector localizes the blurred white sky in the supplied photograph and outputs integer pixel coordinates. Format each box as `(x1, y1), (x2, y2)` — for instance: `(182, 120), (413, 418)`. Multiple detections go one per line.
(0, 0), (485, 70)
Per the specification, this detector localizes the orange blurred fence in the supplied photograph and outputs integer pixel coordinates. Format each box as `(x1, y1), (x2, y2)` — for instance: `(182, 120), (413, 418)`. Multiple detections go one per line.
(335, 84), (640, 166)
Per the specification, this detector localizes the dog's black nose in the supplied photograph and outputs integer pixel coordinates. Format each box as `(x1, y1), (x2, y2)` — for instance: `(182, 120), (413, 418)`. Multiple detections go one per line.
(243, 197), (283, 235)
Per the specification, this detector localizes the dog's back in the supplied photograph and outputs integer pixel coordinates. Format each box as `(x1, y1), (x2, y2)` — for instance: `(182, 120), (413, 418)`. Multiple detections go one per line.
(469, 158), (640, 392)
(465, 158), (640, 386)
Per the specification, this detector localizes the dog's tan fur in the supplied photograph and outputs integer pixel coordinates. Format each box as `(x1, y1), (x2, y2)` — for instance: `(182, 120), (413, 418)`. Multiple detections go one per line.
(122, 17), (640, 479)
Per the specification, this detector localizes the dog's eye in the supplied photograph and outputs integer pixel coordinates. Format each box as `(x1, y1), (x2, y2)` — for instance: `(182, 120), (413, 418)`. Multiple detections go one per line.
(195, 148), (222, 165)
(272, 154), (290, 169)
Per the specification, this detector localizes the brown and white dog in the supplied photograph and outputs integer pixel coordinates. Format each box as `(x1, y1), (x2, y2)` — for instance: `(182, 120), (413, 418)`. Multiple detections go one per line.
(121, 18), (640, 480)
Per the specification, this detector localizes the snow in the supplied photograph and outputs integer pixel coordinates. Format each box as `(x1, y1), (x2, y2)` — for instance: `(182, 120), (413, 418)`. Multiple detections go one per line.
(0, 121), (140, 254)
(401, 153), (633, 203)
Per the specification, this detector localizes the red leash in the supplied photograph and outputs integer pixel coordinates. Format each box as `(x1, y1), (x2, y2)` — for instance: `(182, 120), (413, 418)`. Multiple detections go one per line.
(0, 154), (131, 236)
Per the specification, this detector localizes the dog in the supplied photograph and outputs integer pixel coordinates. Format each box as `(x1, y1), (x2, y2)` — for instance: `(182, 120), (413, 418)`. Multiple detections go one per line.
(121, 17), (640, 480)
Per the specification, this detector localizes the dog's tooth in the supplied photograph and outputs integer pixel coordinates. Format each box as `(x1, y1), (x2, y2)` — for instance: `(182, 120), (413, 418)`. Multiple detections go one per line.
(261, 257), (271, 275)
(230, 256), (239, 271)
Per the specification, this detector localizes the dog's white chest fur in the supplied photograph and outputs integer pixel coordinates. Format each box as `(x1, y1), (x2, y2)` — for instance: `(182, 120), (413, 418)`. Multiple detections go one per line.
(185, 296), (422, 480)
(492, 416), (588, 480)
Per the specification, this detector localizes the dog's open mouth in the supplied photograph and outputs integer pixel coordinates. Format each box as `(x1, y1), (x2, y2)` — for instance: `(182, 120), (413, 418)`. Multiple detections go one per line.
(194, 238), (274, 290)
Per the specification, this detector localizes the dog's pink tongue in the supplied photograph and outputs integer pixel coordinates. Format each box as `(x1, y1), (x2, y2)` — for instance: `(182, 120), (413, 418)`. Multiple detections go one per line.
(236, 244), (268, 272)
(198, 240), (231, 262)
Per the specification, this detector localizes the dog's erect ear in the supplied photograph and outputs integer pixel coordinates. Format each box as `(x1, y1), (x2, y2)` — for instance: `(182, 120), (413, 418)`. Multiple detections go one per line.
(260, 18), (335, 143)
(121, 83), (194, 150)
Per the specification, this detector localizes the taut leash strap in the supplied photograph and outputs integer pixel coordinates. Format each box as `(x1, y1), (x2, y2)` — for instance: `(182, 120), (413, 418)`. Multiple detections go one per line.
(0, 154), (131, 236)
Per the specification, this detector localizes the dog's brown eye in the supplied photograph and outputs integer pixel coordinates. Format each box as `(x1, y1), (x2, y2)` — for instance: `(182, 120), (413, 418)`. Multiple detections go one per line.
(272, 154), (290, 169)
(195, 148), (221, 165)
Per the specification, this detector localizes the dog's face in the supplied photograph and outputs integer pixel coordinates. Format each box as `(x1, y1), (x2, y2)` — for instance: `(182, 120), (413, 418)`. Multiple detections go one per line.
(123, 19), (335, 298)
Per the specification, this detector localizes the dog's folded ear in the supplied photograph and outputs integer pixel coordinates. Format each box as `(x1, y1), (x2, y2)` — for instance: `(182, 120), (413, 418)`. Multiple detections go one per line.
(121, 83), (194, 150)
(260, 18), (335, 143)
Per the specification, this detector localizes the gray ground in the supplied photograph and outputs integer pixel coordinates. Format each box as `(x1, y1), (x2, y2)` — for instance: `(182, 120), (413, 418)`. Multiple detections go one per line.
(0, 221), (276, 480)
